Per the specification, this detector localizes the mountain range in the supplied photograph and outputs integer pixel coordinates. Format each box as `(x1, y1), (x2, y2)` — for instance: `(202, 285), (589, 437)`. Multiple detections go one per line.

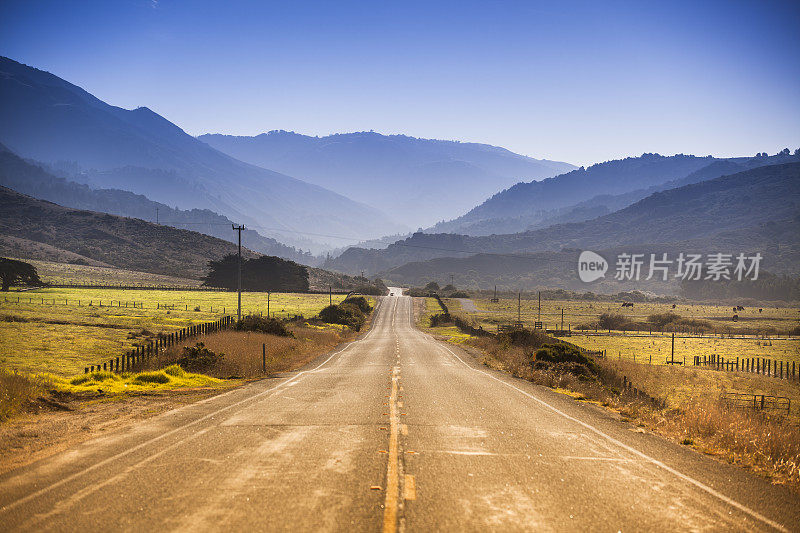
(431, 152), (799, 235)
(324, 162), (800, 291)
(0, 186), (376, 291)
(0, 56), (403, 251)
(0, 143), (317, 265)
(199, 131), (575, 227)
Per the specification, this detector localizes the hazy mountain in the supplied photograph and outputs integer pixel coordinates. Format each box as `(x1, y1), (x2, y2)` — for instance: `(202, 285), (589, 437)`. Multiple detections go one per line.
(0, 143), (319, 265)
(430, 153), (721, 235)
(0, 56), (404, 250)
(517, 152), (800, 233)
(377, 216), (800, 295)
(325, 163), (800, 276)
(0, 186), (259, 279)
(0, 186), (382, 291)
(198, 130), (575, 227)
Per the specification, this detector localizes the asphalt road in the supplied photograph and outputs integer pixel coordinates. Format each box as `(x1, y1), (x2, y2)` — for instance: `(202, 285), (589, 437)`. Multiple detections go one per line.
(1, 289), (798, 532)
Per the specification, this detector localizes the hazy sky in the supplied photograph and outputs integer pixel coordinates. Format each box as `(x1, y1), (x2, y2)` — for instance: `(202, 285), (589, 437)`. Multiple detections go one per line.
(1, 0), (798, 166)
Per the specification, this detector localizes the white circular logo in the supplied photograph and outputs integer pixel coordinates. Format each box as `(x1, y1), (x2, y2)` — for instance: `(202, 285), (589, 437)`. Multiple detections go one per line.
(578, 250), (608, 282)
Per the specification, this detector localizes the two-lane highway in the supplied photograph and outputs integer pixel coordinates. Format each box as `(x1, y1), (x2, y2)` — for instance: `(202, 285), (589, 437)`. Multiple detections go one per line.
(1, 290), (798, 531)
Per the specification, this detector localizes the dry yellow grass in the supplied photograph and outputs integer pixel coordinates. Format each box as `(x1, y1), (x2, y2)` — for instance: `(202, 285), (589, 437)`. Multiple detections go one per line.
(147, 323), (355, 378)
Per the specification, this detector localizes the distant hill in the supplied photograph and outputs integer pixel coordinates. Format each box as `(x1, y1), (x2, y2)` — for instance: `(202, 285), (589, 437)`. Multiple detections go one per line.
(430, 153), (720, 235)
(325, 163), (800, 276)
(199, 130), (575, 227)
(517, 152), (800, 233)
(0, 187), (380, 291)
(377, 217), (800, 294)
(0, 143), (318, 265)
(0, 186), (259, 279)
(0, 56), (403, 249)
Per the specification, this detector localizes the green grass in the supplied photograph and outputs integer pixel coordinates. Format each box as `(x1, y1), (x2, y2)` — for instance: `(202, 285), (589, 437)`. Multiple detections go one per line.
(0, 289), (359, 376)
(52, 365), (222, 394)
(445, 296), (799, 366)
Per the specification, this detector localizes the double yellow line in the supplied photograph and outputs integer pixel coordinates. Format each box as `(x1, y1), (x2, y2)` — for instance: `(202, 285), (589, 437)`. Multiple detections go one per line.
(383, 365), (401, 532)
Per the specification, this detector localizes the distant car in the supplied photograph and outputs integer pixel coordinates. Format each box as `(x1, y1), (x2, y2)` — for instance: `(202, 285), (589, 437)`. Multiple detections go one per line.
(390, 293), (394, 296)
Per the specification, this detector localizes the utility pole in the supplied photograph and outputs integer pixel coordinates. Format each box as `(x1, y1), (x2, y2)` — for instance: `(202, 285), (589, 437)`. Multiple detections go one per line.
(329, 286), (332, 306)
(155, 207), (159, 224)
(671, 332), (675, 364)
(267, 291), (270, 318)
(450, 274), (454, 287)
(538, 291), (541, 321)
(561, 308), (564, 331)
(517, 291), (521, 325)
(232, 224), (245, 322)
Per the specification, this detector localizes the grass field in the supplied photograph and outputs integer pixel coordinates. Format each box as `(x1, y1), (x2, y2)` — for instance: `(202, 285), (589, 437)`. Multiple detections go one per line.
(443, 296), (800, 366)
(0, 288), (352, 376)
(464, 297), (800, 334)
(14, 258), (202, 287)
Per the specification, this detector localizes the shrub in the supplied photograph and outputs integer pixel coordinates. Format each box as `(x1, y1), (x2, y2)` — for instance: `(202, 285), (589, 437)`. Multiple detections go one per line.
(598, 313), (637, 330)
(343, 296), (372, 313)
(498, 328), (551, 349)
(235, 314), (293, 337)
(449, 291), (470, 298)
(176, 342), (224, 372)
(354, 285), (384, 296)
(532, 343), (598, 376)
(430, 312), (453, 327)
(132, 371), (170, 384)
(163, 364), (186, 377)
(648, 312), (681, 329)
(424, 281), (440, 291)
(319, 303), (366, 330)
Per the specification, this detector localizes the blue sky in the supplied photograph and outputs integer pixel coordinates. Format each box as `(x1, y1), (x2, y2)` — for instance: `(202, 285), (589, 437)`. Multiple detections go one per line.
(1, 0), (798, 166)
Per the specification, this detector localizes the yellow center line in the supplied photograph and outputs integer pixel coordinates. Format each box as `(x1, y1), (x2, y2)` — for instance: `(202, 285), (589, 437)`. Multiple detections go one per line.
(383, 365), (400, 533)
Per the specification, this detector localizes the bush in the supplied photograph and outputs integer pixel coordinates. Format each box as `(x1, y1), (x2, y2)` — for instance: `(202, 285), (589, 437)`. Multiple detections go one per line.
(235, 314), (293, 337)
(648, 312), (681, 329)
(354, 285), (384, 296)
(319, 303), (366, 331)
(343, 296), (372, 313)
(176, 342), (224, 372)
(534, 343), (590, 365)
(424, 282), (440, 292)
(598, 313), (637, 330)
(430, 312), (453, 327)
(533, 343), (598, 375)
(132, 371), (170, 384)
(449, 291), (470, 298)
(498, 328), (551, 349)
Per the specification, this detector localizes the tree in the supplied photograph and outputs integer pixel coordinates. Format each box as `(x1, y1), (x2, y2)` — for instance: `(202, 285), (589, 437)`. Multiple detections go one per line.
(779, 148), (791, 156)
(424, 281), (440, 292)
(202, 254), (309, 291)
(0, 258), (42, 291)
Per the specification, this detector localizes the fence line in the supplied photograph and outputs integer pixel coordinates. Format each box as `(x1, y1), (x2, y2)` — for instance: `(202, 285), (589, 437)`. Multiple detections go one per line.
(83, 316), (235, 374)
(691, 354), (799, 382)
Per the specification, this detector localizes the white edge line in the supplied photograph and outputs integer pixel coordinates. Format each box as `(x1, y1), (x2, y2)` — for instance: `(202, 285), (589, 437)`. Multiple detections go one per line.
(429, 331), (789, 533)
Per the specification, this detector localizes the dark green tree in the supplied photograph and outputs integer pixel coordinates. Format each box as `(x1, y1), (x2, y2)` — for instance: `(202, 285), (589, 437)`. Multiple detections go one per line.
(424, 281), (440, 292)
(0, 258), (42, 291)
(202, 254), (309, 291)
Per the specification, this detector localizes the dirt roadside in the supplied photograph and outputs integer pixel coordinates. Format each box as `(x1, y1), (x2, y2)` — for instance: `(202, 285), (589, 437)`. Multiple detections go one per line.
(0, 387), (232, 475)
